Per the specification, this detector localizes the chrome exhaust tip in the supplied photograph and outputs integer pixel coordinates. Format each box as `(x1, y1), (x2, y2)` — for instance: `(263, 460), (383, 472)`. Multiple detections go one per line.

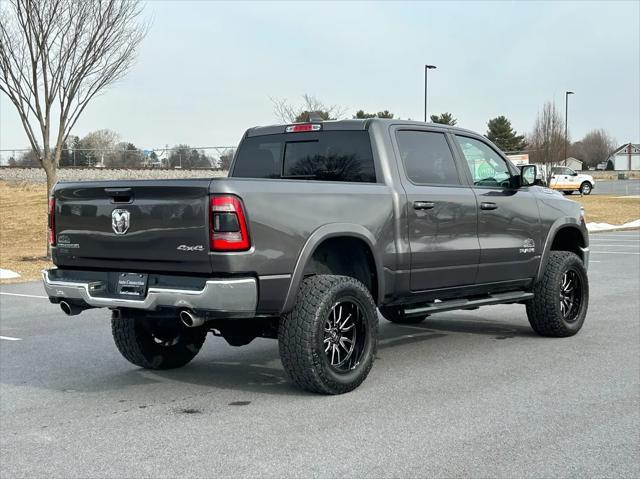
(180, 309), (205, 328)
(60, 300), (82, 316)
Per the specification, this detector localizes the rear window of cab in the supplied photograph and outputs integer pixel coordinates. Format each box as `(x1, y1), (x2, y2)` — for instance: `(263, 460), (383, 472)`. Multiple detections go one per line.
(231, 131), (377, 183)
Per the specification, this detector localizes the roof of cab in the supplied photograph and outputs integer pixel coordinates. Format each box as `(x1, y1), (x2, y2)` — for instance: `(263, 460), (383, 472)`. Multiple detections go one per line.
(245, 118), (481, 138)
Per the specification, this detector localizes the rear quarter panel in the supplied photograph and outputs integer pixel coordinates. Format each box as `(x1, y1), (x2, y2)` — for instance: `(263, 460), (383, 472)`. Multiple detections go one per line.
(210, 178), (396, 312)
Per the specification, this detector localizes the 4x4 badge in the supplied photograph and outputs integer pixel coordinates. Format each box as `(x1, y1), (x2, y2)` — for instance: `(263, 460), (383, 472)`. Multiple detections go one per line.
(112, 209), (130, 235)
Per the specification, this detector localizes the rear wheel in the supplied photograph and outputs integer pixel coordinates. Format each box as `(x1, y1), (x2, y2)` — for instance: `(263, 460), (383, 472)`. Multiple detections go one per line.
(526, 251), (589, 337)
(111, 309), (207, 369)
(279, 275), (378, 394)
(379, 306), (428, 324)
(580, 181), (592, 195)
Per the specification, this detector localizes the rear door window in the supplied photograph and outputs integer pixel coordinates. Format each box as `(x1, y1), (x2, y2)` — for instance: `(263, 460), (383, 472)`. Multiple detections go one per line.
(396, 130), (461, 185)
(232, 131), (377, 183)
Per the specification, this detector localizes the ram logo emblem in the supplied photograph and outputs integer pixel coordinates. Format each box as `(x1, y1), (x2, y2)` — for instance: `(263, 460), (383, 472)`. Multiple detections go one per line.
(112, 209), (130, 235)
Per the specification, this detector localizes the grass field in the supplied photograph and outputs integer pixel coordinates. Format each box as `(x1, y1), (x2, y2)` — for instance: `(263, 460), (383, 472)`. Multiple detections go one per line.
(1, 181), (639, 283)
(0, 181), (52, 283)
(575, 194), (640, 225)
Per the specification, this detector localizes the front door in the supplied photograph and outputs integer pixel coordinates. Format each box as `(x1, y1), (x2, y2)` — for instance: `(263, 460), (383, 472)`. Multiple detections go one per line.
(394, 128), (480, 291)
(550, 167), (580, 191)
(452, 135), (542, 284)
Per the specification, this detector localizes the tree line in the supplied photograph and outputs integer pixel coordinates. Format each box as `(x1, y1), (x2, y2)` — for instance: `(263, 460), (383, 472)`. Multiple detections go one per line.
(274, 95), (617, 171)
(7, 128), (233, 170)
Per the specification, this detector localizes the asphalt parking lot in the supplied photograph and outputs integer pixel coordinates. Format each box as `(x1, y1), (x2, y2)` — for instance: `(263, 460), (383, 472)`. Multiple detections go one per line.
(1, 231), (639, 478)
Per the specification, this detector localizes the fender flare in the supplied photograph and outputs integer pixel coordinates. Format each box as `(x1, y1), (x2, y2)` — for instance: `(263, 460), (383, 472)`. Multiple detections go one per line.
(281, 223), (384, 314)
(536, 218), (588, 282)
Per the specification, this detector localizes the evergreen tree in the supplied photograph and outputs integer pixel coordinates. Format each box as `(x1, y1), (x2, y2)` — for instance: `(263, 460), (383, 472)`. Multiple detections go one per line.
(430, 112), (457, 125)
(486, 116), (526, 152)
(353, 110), (394, 119)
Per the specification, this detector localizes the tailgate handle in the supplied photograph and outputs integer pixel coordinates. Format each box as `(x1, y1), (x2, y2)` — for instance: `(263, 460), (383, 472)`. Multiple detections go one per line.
(104, 188), (133, 203)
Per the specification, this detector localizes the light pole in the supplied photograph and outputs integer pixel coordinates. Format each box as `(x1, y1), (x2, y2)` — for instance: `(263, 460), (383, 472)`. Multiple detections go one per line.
(564, 91), (574, 164)
(424, 64), (437, 122)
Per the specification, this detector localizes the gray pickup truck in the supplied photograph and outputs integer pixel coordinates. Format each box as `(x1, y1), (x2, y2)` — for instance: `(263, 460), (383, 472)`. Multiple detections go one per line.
(44, 119), (590, 394)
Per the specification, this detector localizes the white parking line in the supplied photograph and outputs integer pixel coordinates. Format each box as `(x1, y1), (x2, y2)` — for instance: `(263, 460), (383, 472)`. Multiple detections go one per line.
(590, 238), (640, 242)
(590, 251), (640, 255)
(0, 292), (48, 299)
(587, 244), (640, 248)
(0, 336), (22, 341)
(591, 234), (640, 238)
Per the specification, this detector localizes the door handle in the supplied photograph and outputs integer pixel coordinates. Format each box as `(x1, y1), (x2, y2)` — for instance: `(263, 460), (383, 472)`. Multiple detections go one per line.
(414, 201), (435, 210)
(480, 202), (498, 210)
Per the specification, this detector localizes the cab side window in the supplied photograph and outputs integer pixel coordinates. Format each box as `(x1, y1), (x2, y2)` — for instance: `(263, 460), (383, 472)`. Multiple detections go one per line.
(455, 136), (511, 188)
(396, 130), (460, 185)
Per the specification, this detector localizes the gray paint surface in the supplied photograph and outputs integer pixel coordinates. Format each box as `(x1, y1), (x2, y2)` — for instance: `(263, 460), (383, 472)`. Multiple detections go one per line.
(1, 230), (638, 477)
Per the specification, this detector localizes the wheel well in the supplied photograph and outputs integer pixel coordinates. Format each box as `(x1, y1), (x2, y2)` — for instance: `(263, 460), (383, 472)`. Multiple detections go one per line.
(305, 236), (378, 302)
(550, 227), (585, 260)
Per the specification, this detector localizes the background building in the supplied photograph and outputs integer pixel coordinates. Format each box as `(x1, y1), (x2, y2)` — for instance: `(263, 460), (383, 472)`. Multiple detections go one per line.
(609, 143), (640, 170)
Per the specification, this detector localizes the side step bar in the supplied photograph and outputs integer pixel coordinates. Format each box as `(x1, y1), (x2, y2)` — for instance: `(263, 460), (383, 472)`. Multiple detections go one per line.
(403, 291), (534, 317)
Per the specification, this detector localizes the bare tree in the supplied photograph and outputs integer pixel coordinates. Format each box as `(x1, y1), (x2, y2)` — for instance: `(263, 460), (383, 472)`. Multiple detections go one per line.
(527, 101), (566, 183)
(571, 129), (617, 168)
(271, 94), (346, 123)
(0, 0), (148, 194)
(218, 148), (236, 171)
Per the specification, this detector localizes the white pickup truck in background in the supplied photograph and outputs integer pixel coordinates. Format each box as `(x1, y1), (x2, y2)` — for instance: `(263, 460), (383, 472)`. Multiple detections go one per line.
(548, 167), (595, 195)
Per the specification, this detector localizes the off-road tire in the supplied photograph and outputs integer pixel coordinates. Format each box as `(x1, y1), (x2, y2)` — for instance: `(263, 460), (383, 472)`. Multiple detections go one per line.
(279, 275), (378, 395)
(580, 181), (592, 195)
(379, 306), (428, 324)
(111, 309), (207, 369)
(526, 251), (589, 337)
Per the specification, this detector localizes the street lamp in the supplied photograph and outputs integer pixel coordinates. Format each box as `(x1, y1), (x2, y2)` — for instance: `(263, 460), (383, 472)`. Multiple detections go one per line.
(424, 64), (437, 122)
(564, 91), (574, 164)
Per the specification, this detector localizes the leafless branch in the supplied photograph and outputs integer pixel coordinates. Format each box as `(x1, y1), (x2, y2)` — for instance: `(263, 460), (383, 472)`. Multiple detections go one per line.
(0, 0), (148, 192)
(270, 94), (346, 123)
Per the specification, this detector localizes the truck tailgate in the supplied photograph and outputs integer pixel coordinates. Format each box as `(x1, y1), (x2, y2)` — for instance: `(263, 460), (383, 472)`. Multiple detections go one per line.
(52, 179), (213, 274)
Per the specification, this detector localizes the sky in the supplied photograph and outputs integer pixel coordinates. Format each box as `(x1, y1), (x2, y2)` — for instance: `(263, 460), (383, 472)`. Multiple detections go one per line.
(1, 0), (639, 152)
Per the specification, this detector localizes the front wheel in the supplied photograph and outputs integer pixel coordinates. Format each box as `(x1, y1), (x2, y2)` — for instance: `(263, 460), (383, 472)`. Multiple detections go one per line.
(111, 310), (207, 369)
(526, 251), (589, 337)
(580, 182), (592, 195)
(278, 275), (378, 394)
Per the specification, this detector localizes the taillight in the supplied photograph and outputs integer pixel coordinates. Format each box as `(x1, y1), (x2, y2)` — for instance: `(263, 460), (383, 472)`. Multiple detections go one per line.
(48, 197), (56, 246)
(210, 195), (250, 251)
(285, 123), (322, 133)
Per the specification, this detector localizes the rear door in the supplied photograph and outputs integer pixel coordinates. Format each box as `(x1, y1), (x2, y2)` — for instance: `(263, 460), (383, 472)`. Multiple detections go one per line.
(393, 127), (480, 291)
(452, 135), (542, 284)
(53, 179), (213, 273)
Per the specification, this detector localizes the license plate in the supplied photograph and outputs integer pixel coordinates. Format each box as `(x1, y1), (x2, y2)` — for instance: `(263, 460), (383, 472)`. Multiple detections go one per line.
(116, 273), (148, 298)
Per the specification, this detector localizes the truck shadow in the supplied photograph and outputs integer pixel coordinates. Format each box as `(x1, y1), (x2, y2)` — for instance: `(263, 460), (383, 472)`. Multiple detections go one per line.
(138, 315), (536, 395)
(0, 315), (537, 397)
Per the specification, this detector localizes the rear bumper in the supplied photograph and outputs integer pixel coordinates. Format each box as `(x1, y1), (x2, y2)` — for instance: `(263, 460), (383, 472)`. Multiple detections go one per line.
(42, 269), (257, 315)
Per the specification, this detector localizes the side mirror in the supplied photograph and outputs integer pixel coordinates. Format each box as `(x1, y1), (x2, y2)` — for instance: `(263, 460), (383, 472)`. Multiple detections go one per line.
(572, 171), (578, 176)
(520, 165), (537, 187)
